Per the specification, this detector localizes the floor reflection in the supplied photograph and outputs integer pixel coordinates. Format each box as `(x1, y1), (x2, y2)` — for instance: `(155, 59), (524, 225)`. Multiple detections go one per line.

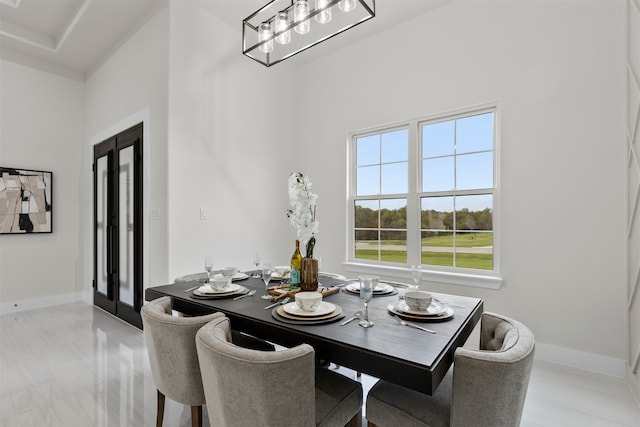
(0, 302), (207, 427)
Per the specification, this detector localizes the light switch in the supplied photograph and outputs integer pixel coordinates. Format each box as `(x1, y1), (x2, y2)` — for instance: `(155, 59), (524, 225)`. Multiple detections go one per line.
(200, 208), (207, 220)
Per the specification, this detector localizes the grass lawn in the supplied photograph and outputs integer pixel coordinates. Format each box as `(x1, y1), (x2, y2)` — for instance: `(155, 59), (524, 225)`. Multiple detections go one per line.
(355, 248), (493, 270)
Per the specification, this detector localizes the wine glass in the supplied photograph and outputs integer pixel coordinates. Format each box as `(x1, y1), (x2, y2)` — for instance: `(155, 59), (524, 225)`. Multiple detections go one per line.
(252, 252), (261, 278)
(261, 263), (274, 299)
(204, 256), (214, 282)
(358, 275), (376, 328)
(410, 265), (422, 291)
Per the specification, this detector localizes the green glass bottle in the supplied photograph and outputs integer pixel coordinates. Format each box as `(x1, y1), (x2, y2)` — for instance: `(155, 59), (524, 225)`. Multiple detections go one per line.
(290, 240), (302, 286)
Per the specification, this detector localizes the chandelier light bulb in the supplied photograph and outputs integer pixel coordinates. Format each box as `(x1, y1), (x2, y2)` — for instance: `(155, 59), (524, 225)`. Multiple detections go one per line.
(315, 0), (332, 24)
(258, 22), (274, 53)
(294, 0), (311, 34)
(338, 0), (356, 12)
(275, 12), (291, 44)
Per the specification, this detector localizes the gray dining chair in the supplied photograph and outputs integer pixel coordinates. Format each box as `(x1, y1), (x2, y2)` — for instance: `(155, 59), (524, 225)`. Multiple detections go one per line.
(142, 296), (276, 427)
(366, 312), (535, 427)
(195, 315), (364, 427)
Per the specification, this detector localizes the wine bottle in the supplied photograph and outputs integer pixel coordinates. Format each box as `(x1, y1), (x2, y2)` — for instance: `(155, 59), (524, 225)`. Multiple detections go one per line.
(290, 240), (302, 286)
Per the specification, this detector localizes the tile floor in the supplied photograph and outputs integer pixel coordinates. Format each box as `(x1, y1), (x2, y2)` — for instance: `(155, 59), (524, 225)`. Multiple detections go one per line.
(0, 302), (638, 426)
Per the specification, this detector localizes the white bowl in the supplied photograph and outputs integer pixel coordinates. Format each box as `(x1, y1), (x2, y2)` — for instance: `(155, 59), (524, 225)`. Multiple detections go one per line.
(210, 275), (232, 291)
(295, 291), (322, 312)
(404, 291), (432, 311)
(221, 267), (238, 278)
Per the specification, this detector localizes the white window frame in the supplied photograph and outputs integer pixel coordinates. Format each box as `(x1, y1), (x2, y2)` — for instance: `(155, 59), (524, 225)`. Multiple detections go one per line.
(344, 103), (503, 290)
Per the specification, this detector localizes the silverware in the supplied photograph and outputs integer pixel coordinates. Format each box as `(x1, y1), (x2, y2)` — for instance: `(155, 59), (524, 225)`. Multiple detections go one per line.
(340, 310), (362, 326)
(184, 285), (200, 293)
(264, 296), (290, 310)
(233, 290), (256, 300)
(392, 314), (436, 334)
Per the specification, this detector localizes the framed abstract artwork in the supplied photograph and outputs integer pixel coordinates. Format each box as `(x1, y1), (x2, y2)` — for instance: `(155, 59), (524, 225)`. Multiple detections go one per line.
(0, 167), (53, 234)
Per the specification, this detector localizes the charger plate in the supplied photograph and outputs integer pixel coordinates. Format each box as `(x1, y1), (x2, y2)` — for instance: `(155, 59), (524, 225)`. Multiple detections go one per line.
(387, 303), (454, 322)
(272, 305), (345, 325)
(191, 286), (249, 300)
(194, 283), (241, 296)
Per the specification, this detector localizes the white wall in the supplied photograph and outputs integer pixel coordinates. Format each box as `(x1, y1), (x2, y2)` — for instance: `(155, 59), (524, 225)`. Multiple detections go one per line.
(84, 7), (170, 291)
(166, 2), (298, 280)
(626, 0), (640, 402)
(0, 60), (84, 309)
(294, 0), (627, 370)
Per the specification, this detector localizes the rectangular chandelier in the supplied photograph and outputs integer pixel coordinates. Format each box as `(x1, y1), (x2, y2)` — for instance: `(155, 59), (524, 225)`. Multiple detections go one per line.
(243, 0), (375, 67)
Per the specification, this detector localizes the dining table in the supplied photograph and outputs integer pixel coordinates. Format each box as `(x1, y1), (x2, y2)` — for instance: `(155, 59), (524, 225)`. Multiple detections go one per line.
(145, 273), (483, 396)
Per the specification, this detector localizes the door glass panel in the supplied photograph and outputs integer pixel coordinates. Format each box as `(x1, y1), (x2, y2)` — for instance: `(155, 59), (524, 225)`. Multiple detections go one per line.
(97, 156), (108, 294)
(119, 146), (134, 306)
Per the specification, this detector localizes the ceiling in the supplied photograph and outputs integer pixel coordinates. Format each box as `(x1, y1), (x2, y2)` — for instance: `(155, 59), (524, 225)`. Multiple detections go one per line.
(0, 0), (449, 80)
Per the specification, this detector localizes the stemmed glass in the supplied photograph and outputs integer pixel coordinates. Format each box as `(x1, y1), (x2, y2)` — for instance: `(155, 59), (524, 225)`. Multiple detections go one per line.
(410, 265), (422, 291)
(204, 256), (214, 282)
(261, 263), (274, 300)
(252, 253), (261, 278)
(358, 275), (376, 328)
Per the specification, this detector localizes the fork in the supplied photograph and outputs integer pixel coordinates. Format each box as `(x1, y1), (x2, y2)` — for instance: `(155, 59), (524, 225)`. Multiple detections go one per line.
(264, 296), (290, 310)
(392, 314), (436, 334)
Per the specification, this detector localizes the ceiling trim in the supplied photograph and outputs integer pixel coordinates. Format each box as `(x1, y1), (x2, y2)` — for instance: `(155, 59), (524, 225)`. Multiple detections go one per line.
(0, 0), (92, 53)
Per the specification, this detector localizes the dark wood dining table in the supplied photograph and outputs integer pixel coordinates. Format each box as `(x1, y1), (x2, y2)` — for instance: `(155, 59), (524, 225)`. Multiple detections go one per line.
(145, 275), (483, 396)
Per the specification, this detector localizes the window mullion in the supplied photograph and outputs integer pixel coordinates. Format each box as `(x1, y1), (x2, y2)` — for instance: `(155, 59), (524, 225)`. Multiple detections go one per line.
(406, 121), (419, 266)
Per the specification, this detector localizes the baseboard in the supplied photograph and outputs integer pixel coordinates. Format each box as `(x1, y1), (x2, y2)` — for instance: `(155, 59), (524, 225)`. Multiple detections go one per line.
(0, 290), (92, 315)
(535, 342), (627, 379)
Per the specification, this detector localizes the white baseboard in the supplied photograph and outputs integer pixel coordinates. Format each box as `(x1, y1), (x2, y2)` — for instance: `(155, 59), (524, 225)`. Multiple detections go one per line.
(0, 290), (92, 315)
(535, 342), (627, 379)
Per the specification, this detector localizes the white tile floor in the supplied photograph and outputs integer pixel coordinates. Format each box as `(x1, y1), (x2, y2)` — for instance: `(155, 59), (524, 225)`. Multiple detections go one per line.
(1, 302), (638, 426)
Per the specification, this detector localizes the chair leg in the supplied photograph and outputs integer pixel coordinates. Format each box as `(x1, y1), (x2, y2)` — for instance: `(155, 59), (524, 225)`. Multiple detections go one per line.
(349, 409), (362, 427)
(156, 390), (165, 427)
(191, 405), (202, 427)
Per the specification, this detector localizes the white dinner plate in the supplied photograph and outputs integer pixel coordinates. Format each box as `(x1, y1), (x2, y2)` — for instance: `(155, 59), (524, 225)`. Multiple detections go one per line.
(394, 300), (448, 316)
(346, 283), (394, 293)
(282, 301), (336, 317)
(232, 272), (249, 281)
(195, 283), (241, 295)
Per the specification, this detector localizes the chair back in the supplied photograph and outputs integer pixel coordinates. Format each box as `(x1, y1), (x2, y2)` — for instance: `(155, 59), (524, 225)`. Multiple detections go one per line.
(196, 316), (316, 427)
(450, 312), (535, 427)
(141, 296), (224, 406)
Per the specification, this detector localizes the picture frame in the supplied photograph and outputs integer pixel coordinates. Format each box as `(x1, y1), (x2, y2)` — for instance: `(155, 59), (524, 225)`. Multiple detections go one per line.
(0, 167), (53, 234)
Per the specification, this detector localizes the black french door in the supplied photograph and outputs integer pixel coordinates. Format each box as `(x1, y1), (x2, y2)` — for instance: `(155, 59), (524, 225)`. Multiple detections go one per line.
(93, 123), (143, 328)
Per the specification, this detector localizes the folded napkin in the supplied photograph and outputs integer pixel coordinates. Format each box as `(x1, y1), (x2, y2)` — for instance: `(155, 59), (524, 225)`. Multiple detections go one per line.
(268, 285), (340, 302)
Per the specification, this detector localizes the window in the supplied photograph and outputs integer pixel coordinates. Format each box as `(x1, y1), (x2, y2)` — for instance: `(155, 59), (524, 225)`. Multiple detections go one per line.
(349, 106), (498, 281)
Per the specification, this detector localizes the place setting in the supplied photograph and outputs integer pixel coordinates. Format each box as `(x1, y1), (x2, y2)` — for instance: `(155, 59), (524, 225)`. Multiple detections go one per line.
(342, 280), (398, 297)
(387, 291), (454, 322)
(271, 291), (345, 325)
(190, 275), (250, 300)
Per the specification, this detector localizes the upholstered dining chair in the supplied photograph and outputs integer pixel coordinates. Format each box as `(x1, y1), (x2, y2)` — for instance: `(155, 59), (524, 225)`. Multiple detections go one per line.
(366, 312), (535, 427)
(195, 315), (364, 427)
(141, 297), (221, 427)
(142, 297), (276, 427)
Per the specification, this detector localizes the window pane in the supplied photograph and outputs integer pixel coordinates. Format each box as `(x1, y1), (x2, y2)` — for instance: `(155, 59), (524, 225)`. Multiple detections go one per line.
(423, 120), (454, 158)
(421, 231), (454, 267)
(355, 229), (379, 261)
(355, 200), (379, 228)
(421, 196), (453, 230)
(423, 157), (454, 192)
(455, 231), (493, 270)
(380, 198), (406, 229)
(456, 152), (493, 190)
(381, 162), (408, 194)
(356, 134), (379, 166)
(381, 230), (407, 263)
(456, 112), (493, 154)
(455, 195), (493, 231)
(357, 165), (379, 196)
(381, 129), (408, 163)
